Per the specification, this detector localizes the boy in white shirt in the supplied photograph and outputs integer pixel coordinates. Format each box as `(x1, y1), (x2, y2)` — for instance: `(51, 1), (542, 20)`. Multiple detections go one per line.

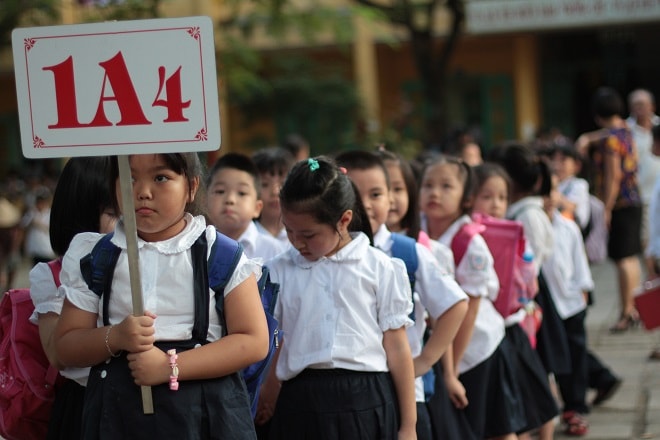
(542, 174), (621, 433)
(206, 153), (287, 261)
(252, 147), (295, 246)
(549, 144), (591, 232)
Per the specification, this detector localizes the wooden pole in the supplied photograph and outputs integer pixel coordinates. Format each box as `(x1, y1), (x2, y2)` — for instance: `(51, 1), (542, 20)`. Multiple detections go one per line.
(117, 155), (154, 414)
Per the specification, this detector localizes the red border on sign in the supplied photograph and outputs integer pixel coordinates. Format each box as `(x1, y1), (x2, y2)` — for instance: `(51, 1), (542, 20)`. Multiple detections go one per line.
(23, 26), (209, 150)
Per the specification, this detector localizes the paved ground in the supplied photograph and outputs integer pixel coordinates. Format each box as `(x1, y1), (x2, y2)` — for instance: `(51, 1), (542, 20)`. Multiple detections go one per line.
(553, 260), (660, 440)
(8, 258), (660, 439)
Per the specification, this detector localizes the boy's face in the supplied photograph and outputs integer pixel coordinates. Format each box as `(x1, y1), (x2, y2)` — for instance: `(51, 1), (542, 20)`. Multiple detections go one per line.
(551, 152), (579, 181)
(259, 172), (285, 222)
(385, 163), (409, 230)
(206, 167), (262, 238)
(346, 167), (391, 235)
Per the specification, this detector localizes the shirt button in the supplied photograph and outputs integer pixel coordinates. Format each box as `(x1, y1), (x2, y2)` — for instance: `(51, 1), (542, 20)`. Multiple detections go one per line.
(105, 358), (111, 364)
(100, 370), (107, 379)
(194, 343), (202, 348)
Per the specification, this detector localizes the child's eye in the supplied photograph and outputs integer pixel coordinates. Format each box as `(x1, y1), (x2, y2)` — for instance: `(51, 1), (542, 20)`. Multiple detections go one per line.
(303, 234), (315, 240)
(213, 189), (225, 195)
(238, 191), (249, 197)
(155, 175), (169, 183)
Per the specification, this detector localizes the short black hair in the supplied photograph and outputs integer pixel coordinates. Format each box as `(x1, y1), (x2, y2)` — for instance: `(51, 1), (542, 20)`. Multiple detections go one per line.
(592, 87), (624, 119)
(334, 150), (391, 189)
(252, 147), (295, 178)
(207, 152), (261, 198)
(283, 133), (308, 158)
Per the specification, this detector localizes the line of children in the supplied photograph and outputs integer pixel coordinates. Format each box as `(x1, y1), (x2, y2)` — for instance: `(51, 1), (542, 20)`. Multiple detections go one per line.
(54, 153), (269, 439)
(206, 153), (288, 261)
(418, 154), (526, 439)
(259, 156), (417, 439)
(251, 147), (295, 247)
(471, 162), (559, 440)
(335, 150), (468, 440)
(376, 147), (477, 440)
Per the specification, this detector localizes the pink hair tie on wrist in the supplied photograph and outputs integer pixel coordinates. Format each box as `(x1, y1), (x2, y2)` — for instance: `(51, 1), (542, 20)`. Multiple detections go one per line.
(167, 349), (179, 391)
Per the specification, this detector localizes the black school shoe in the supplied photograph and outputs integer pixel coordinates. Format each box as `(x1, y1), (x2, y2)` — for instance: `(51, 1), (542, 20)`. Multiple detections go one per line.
(592, 376), (623, 406)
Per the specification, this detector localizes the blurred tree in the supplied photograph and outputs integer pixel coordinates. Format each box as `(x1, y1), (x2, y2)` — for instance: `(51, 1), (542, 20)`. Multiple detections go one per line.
(0, 0), (163, 49)
(0, 0), (59, 48)
(355, 0), (465, 149)
(218, 2), (364, 154)
(219, 0), (464, 151)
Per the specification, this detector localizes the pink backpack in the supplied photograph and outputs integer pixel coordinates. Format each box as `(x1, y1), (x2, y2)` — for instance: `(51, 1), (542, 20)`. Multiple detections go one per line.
(450, 213), (537, 318)
(0, 260), (64, 440)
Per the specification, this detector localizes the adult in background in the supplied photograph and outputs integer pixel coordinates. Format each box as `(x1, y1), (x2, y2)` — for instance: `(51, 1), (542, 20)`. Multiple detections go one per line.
(576, 87), (642, 333)
(626, 89), (660, 275)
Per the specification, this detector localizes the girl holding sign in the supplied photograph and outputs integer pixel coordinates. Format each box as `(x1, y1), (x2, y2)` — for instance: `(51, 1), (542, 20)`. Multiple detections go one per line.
(54, 153), (269, 439)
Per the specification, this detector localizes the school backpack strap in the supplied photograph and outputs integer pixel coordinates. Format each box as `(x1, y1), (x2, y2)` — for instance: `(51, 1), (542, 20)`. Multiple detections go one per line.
(208, 229), (281, 418)
(80, 233), (121, 326)
(390, 232), (418, 321)
(450, 222), (486, 268)
(208, 230), (244, 297)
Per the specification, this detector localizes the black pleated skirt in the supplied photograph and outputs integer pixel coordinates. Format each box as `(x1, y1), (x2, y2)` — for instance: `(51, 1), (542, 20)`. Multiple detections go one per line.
(506, 323), (560, 433)
(460, 338), (527, 438)
(47, 378), (85, 440)
(82, 344), (256, 440)
(268, 369), (399, 439)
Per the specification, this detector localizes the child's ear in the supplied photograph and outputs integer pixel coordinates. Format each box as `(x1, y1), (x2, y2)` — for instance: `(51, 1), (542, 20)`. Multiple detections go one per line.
(253, 199), (264, 219)
(337, 209), (353, 232)
(188, 176), (201, 203)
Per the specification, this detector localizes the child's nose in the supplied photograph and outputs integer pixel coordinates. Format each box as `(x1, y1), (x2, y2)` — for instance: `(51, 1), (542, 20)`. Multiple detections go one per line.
(134, 181), (151, 200)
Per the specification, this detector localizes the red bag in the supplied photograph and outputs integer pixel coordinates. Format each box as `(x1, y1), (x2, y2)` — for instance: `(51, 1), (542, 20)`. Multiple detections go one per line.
(634, 278), (660, 331)
(0, 260), (64, 440)
(451, 213), (534, 318)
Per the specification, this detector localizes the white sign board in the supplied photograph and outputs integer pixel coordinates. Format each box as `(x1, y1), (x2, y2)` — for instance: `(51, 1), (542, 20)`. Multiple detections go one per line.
(12, 16), (221, 159)
(466, 0), (660, 34)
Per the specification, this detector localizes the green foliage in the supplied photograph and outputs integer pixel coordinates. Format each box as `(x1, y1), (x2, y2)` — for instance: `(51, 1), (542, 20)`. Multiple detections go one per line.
(0, 0), (59, 47)
(226, 54), (360, 154)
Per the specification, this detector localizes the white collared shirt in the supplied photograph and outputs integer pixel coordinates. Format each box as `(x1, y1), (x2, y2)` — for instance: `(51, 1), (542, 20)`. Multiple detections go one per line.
(239, 221), (287, 261)
(374, 224), (467, 401)
(255, 220), (290, 247)
(29, 262), (89, 386)
(541, 211), (593, 319)
(267, 232), (413, 381)
(61, 214), (260, 342)
(429, 215), (505, 373)
(507, 197), (554, 267)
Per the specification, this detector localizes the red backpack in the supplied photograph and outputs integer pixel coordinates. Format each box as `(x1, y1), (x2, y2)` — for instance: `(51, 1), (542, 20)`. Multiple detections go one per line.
(0, 260), (64, 440)
(450, 213), (537, 318)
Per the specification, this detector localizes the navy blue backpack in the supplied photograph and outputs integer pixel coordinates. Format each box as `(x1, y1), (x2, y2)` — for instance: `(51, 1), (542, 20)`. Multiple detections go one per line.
(80, 230), (280, 418)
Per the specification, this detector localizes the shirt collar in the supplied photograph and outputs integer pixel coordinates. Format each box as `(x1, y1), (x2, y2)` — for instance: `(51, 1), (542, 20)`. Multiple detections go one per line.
(438, 214), (471, 245)
(289, 232), (370, 269)
(238, 221), (260, 252)
(373, 224), (392, 252)
(112, 213), (206, 254)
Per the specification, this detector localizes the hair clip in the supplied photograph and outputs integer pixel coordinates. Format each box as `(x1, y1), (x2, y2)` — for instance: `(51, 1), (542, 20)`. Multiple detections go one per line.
(308, 158), (320, 172)
(339, 166), (347, 175)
